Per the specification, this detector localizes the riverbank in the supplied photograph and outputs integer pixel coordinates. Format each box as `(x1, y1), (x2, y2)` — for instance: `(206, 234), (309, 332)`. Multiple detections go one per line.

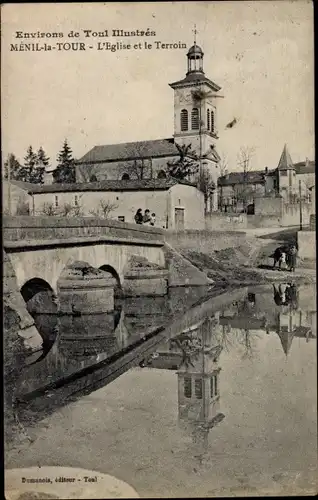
(171, 228), (316, 288)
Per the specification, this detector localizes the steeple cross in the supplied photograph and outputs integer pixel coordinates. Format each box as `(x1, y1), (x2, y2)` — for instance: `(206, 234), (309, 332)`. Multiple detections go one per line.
(193, 24), (198, 45)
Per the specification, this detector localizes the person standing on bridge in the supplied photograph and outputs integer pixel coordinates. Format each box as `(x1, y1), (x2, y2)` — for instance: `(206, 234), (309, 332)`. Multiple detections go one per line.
(150, 213), (156, 226)
(134, 208), (143, 224)
(143, 209), (151, 225)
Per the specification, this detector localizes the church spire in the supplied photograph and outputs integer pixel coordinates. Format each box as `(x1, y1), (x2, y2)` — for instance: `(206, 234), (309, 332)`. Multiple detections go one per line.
(193, 24), (198, 45)
(277, 144), (294, 171)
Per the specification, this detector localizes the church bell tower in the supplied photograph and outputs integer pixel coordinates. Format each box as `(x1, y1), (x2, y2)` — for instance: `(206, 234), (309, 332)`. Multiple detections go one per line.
(169, 29), (223, 211)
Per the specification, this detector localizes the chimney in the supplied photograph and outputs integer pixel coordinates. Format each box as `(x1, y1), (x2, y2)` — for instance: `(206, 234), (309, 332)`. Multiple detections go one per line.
(265, 167), (268, 175)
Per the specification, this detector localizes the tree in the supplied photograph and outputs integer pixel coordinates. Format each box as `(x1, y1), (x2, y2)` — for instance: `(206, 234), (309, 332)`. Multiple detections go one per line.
(236, 146), (255, 212)
(4, 148), (47, 184)
(40, 202), (56, 216)
(53, 139), (76, 183)
(89, 200), (119, 218)
(166, 143), (198, 181)
(217, 152), (229, 211)
(218, 152), (228, 177)
(20, 145), (37, 183)
(3, 154), (23, 181)
(33, 146), (49, 184)
(120, 142), (153, 180)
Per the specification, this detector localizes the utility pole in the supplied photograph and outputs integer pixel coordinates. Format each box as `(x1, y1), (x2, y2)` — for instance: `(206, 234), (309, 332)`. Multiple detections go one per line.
(299, 179), (303, 230)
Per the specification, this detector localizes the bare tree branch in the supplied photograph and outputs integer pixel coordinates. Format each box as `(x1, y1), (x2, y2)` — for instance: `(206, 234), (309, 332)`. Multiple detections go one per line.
(89, 199), (119, 218)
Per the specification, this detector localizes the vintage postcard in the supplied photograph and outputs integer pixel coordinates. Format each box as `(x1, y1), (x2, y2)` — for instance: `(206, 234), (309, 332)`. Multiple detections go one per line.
(2, 1), (316, 498)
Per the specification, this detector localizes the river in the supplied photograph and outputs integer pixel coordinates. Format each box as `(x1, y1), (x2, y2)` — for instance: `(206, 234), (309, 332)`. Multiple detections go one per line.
(5, 283), (317, 497)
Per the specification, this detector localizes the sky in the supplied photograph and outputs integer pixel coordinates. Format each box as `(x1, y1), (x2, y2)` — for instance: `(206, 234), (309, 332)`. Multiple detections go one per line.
(1, 1), (314, 172)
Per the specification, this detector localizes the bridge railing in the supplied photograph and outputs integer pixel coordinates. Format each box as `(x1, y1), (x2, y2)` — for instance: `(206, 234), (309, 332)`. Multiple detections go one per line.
(3, 216), (165, 245)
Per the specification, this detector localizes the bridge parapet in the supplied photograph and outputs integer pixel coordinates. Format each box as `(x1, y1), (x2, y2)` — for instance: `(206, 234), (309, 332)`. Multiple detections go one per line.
(3, 216), (164, 245)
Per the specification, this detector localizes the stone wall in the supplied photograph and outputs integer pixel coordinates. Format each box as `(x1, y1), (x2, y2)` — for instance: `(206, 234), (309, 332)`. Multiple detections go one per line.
(75, 156), (175, 182)
(297, 231), (316, 260)
(165, 229), (247, 253)
(254, 196), (312, 227)
(205, 212), (247, 231)
(254, 196), (283, 216)
(283, 202), (312, 226)
(246, 214), (282, 228)
(3, 216), (164, 243)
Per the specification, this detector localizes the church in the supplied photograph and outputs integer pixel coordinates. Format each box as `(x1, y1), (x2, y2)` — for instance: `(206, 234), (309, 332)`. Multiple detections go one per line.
(75, 39), (222, 211)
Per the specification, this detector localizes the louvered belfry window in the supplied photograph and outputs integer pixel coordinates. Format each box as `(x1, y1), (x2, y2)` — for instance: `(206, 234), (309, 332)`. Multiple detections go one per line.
(211, 110), (215, 133)
(191, 108), (199, 130)
(180, 109), (188, 131)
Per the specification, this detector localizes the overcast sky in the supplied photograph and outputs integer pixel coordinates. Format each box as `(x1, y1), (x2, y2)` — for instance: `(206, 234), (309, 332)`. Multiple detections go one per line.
(2, 1), (314, 171)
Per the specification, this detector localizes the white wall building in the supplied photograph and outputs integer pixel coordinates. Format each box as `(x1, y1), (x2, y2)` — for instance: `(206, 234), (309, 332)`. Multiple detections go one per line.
(4, 179), (205, 230)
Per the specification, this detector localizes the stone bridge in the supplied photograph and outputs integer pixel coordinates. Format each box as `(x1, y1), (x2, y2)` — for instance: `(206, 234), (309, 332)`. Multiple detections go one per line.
(3, 216), (168, 298)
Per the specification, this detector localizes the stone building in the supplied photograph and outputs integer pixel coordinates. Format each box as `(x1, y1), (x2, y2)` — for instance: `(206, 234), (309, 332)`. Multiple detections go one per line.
(5, 178), (205, 230)
(218, 144), (315, 211)
(75, 41), (222, 211)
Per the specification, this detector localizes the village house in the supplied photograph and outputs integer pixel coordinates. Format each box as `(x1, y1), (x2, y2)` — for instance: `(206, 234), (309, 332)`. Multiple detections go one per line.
(218, 144), (315, 212)
(3, 178), (205, 230)
(74, 41), (222, 212)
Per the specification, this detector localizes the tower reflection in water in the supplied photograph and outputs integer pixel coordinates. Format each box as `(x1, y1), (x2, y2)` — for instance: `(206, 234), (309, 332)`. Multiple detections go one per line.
(142, 313), (225, 459)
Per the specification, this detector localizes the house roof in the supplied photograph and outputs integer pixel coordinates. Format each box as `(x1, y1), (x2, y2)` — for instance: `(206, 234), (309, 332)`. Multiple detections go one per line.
(10, 178), (196, 194)
(217, 170), (271, 186)
(77, 138), (179, 164)
(169, 71), (221, 92)
(277, 144), (294, 171)
(294, 160), (315, 175)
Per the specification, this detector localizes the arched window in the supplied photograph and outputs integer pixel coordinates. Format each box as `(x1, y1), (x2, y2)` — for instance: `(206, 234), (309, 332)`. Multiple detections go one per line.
(180, 109), (188, 131)
(157, 170), (167, 179)
(121, 173), (130, 180)
(207, 109), (210, 130)
(191, 108), (199, 130)
(211, 110), (215, 133)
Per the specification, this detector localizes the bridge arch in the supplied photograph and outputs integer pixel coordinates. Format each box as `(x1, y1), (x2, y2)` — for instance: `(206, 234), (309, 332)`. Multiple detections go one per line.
(99, 264), (122, 292)
(20, 277), (54, 303)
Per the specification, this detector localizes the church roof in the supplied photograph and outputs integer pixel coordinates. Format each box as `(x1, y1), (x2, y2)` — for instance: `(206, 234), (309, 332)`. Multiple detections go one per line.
(11, 178), (196, 194)
(169, 71), (221, 91)
(77, 138), (179, 164)
(277, 144), (294, 171)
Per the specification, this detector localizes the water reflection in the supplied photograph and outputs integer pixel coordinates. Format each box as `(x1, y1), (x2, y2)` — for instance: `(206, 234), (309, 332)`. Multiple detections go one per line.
(14, 284), (316, 439)
(8, 283), (317, 497)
